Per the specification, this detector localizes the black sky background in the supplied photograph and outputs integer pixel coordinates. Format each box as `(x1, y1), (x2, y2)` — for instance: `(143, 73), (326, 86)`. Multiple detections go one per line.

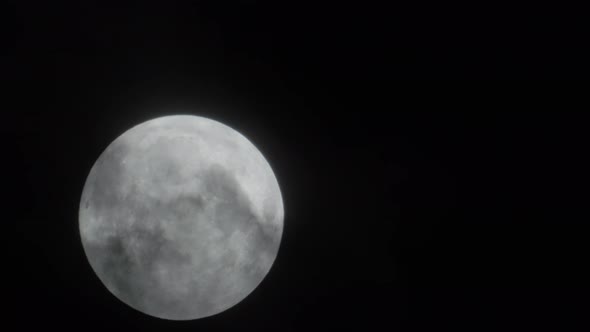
(3, 1), (590, 331)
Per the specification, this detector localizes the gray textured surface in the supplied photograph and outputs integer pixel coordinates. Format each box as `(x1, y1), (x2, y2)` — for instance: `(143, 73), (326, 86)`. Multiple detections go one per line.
(79, 115), (283, 320)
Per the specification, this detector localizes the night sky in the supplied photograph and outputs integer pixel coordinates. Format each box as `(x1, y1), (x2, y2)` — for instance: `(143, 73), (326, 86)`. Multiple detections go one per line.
(4, 1), (590, 331)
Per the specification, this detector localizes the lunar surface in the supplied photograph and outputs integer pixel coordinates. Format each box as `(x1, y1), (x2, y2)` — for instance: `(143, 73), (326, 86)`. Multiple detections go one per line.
(79, 115), (283, 320)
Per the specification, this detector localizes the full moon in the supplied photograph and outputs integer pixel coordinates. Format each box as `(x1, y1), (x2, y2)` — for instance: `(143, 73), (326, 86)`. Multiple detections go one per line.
(79, 115), (284, 320)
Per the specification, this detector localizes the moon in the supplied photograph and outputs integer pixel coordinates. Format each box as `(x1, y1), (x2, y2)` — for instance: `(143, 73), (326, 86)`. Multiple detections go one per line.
(79, 115), (284, 320)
